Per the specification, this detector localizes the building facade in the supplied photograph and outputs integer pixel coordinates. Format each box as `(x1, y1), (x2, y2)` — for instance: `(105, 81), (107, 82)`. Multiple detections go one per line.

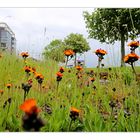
(0, 22), (16, 53)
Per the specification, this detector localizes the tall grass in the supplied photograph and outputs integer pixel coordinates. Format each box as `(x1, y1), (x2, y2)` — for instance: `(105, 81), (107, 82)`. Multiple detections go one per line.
(0, 51), (140, 132)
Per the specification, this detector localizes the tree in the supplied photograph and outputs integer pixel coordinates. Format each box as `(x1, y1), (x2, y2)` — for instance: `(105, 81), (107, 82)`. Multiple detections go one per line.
(43, 39), (65, 62)
(64, 33), (90, 66)
(83, 8), (140, 67)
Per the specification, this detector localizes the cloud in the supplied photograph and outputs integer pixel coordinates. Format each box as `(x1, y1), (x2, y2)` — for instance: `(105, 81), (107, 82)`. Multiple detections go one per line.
(0, 8), (139, 67)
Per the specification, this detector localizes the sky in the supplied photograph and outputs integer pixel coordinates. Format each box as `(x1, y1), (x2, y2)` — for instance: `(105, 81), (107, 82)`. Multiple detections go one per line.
(0, 8), (140, 67)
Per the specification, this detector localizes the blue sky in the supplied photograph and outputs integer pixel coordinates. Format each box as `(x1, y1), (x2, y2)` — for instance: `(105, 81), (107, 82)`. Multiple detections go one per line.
(0, 8), (140, 67)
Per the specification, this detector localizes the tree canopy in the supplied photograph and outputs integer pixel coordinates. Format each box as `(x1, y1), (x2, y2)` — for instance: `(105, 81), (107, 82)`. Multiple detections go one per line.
(64, 33), (90, 54)
(43, 39), (65, 62)
(83, 8), (140, 66)
(64, 33), (90, 66)
(43, 33), (90, 66)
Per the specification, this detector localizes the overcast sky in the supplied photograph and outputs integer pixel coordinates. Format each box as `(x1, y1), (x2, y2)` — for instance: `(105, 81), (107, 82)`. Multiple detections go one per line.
(0, 8), (140, 67)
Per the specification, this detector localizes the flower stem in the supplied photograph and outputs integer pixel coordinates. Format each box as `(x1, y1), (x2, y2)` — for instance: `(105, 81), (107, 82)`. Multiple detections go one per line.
(57, 81), (59, 94)
(131, 62), (136, 76)
(98, 58), (101, 68)
(23, 92), (27, 102)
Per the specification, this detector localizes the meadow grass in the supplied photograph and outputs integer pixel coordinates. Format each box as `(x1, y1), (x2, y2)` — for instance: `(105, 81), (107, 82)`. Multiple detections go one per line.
(0, 51), (140, 132)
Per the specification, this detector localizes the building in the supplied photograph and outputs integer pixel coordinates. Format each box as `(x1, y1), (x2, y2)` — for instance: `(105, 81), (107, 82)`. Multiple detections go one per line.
(0, 22), (16, 53)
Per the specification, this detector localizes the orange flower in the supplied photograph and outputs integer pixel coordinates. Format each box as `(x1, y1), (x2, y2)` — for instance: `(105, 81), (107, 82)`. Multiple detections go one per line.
(127, 41), (139, 47)
(76, 66), (83, 71)
(24, 66), (32, 73)
(89, 77), (95, 82)
(124, 56), (129, 63)
(124, 53), (139, 63)
(95, 49), (107, 55)
(56, 72), (63, 82)
(0, 90), (4, 94)
(20, 99), (40, 114)
(56, 72), (63, 77)
(34, 73), (44, 85)
(21, 52), (29, 58)
(59, 67), (64, 73)
(64, 49), (74, 56)
(70, 107), (80, 113)
(6, 84), (12, 88)
(31, 67), (36, 73)
(60, 67), (64, 71)
(33, 71), (38, 76)
(35, 73), (44, 79)
(70, 107), (80, 120)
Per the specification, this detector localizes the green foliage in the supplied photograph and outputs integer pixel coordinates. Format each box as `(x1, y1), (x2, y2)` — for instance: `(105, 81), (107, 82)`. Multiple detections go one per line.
(43, 39), (65, 62)
(64, 33), (90, 53)
(83, 8), (140, 43)
(83, 8), (140, 66)
(43, 34), (90, 65)
(122, 67), (134, 85)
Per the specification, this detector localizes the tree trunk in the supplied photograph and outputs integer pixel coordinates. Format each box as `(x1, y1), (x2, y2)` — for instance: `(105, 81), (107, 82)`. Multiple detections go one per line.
(74, 53), (77, 67)
(120, 33), (125, 67)
(65, 56), (68, 67)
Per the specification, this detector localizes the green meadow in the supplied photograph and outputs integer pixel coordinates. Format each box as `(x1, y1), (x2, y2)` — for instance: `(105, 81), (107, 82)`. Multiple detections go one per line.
(0, 51), (140, 132)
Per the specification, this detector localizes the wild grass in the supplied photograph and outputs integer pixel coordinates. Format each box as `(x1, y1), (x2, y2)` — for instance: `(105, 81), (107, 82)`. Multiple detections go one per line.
(0, 51), (140, 132)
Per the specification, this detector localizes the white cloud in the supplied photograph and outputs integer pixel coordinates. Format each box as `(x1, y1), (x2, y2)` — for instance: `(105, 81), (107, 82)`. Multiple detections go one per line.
(0, 8), (139, 67)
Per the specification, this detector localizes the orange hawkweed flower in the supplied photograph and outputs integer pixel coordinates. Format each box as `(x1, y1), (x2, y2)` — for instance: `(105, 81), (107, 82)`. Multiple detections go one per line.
(35, 73), (44, 79)
(124, 53), (139, 63)
(70, 107), (80, 120)
(0, 90), (4, 95)
(56, 72), (63, 77)
(31, 67), (36, 73)
(64, 49), (74, 56)
(76, 66), (83, 71)
(20, 99), (40, 115)
(89, 77), (95, 82)
(6, 84), (12, 89)
(56, 72), (63, 82)
(127, 41), (139, 47)
(70, 107), (80, 113)
(95, 49), (107, 55)
(35, 73), (44, 85)
(21, 52), (29, 58)
(24, 66), (32, 73)
(59, 67), (64, 73)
